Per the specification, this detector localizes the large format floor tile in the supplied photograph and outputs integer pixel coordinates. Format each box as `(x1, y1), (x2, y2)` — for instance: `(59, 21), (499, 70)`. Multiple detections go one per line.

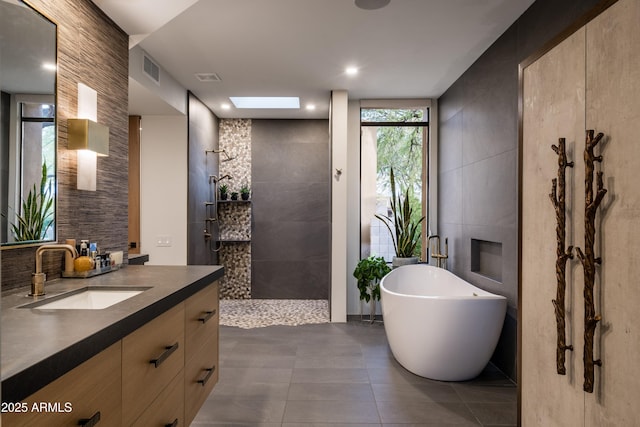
(192, 321), (517, 427)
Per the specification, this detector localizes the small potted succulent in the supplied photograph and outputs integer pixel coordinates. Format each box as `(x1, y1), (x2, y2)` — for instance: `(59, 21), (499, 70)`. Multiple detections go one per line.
(240, 184), (250, 200)
(353, 255), (391, 323)
(219, 184), (229, 200)
(230, 191), (239, 201)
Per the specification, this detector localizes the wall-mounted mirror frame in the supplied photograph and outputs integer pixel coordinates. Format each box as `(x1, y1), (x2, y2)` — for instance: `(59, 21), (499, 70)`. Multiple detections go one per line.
(1, 0), (57, 248)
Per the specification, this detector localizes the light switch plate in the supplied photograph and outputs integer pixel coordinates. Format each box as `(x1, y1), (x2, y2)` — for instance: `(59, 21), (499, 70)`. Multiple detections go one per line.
(156, 235), (172, 247)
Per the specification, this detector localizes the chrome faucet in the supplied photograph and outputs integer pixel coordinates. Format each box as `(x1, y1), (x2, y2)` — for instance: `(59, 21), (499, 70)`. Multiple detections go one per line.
(31, 244), (78, 296)
(428, 235), (449, 269)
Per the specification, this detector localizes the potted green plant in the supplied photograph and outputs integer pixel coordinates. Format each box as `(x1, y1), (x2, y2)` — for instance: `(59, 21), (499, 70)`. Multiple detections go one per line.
(230, 191), (239, 201)
(353, 255), (391, 323)
(10, 163), (54, 242)
(219, 184), (229, 200)
(375, 167), (425, 268)
(240, 184), (250, 200)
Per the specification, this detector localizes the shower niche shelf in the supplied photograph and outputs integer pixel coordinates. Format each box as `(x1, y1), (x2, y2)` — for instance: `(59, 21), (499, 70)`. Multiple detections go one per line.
(216, 198), (252, 244)
(217, 200), (251, 204)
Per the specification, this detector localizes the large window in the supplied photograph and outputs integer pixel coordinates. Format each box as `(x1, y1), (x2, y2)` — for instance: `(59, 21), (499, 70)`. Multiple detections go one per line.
(360, 107), (428, 262)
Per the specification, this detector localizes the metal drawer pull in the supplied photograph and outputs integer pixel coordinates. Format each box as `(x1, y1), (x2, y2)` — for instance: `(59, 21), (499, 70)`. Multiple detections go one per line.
(198, 309), (216, 324)
(78, 411), (101, 426)
(197, 366), (216, 386)
(165, 418), (178, 427)
(150, 342), (179, 368)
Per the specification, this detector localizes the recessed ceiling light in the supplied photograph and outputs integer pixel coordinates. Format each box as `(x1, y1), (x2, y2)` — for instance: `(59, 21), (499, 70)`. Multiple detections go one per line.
(221, 103), (231, 110)
(306, 104), (316, 111)
(355, 0), (390, 10)
(229, 97), (300, 109)
(346, 66), (359, 76)
(42, 63), (56, 71)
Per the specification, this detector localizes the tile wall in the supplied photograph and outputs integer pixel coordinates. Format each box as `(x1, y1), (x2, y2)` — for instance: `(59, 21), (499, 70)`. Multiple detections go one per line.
(1, 0), (128, 292)
(437, 0), (602, 379)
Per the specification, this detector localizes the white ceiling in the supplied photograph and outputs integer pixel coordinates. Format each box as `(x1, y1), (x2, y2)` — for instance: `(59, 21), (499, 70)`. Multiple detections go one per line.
(95, 0), (535, 119)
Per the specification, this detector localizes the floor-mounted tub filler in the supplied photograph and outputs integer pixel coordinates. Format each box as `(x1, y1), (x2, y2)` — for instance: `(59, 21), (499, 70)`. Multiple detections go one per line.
(380, 264), (507, 381)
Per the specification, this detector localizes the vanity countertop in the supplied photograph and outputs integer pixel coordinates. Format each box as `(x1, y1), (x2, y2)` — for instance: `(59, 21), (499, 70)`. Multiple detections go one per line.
(1, 264), (224, 403)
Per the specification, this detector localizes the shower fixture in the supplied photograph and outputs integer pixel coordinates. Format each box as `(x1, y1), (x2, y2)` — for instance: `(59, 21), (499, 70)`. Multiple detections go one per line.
(205, 148), (237, 162)
(209, 174), (233, 184)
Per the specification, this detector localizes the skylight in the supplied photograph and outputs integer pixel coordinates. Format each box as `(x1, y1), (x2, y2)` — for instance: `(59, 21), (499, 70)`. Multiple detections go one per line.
(229, 96), (300, 109)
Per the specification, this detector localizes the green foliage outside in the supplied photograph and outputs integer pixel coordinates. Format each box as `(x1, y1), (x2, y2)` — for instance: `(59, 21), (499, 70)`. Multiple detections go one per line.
(11, 163), (54, 241)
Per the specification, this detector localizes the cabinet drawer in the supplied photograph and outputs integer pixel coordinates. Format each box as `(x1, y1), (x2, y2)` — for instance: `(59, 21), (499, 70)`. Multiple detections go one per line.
(122, 303), (185, 425)
(2, 341), (122, 427)
(184, 332), (219, 426)
(185, 281), (219, 359)
(132, 370), (184, 427)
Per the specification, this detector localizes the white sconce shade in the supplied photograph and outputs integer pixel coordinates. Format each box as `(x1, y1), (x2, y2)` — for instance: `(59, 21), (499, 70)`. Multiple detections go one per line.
(76, 149), (97, 191)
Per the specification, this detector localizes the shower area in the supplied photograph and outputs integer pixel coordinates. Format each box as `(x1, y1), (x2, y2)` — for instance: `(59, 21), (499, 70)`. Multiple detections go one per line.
(187, 93), (331, 303)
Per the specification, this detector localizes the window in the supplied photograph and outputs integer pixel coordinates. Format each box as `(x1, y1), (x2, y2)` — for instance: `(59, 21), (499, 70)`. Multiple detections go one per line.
(19, 102), (55, 241)
(360, 107), (428, 262)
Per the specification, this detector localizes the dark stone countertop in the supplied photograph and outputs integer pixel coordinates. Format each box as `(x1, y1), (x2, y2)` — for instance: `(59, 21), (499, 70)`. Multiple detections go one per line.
(127, 253), (149, 265)
(1, 264), (224, 403)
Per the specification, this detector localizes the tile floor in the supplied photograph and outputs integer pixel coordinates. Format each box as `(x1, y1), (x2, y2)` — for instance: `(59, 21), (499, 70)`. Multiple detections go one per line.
(192, 321), (517, 426)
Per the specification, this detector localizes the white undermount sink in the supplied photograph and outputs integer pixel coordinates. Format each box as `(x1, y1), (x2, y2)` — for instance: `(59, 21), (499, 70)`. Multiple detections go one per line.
(21, 287), (151, 310)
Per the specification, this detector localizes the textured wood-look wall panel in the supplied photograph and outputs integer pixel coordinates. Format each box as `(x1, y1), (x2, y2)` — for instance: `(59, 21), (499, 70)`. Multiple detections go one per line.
(1, 0), (128, 291)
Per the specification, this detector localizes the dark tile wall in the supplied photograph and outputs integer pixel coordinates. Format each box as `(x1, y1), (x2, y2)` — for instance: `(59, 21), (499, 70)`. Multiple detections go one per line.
(251, 119), (330, 299)
(437, 0), (602, 380)
(187, 92), (219, 265)
(2, 0), (128, 292)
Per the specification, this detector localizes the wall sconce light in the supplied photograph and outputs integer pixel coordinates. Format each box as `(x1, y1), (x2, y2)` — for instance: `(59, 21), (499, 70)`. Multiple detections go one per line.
(68, 118), (109, 191)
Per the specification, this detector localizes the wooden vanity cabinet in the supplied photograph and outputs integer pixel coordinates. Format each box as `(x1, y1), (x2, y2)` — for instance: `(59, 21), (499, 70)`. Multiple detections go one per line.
(184, 283), (219, 425)
(1, 341), (122, 427)
(131, 370), (184, 427)
(2, 280), (219, 427)
(122, 303), (185, 426)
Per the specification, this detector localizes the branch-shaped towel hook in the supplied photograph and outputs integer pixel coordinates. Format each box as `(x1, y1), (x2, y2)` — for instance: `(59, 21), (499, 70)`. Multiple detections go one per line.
(575, 129), (606, 393)
(550, 137), (574, 375)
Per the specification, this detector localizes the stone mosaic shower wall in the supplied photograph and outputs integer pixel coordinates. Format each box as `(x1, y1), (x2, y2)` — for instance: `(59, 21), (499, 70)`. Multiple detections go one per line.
(218, 119), (252, 299)
(220, 119), (251, 189)
(218, 242), (251, 299)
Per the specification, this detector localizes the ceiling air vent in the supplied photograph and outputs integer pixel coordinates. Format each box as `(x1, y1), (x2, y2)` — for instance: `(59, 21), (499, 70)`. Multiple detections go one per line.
(195, 73), (222, 82)
(143, 54), (160, 84)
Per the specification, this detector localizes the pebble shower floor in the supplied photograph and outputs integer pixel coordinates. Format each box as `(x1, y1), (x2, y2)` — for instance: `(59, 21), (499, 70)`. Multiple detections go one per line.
(219, 299), (330, 329)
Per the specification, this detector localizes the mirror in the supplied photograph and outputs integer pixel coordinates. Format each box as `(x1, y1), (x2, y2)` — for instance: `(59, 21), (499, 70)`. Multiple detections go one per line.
(1, 0), (57, 247)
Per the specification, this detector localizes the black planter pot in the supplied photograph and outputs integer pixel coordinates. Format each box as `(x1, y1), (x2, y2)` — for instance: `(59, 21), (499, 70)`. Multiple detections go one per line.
(220, 192), (228, 200)
(230, 192), (239, 200)
(241, 192), (250, 200)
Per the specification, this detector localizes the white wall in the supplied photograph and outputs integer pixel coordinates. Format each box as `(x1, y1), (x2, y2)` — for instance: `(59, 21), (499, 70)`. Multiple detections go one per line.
(330, 91), (348, 322)
(347, 100), (363, 315)
(140, 115), (188, 265)
(129, 46), (187, 115)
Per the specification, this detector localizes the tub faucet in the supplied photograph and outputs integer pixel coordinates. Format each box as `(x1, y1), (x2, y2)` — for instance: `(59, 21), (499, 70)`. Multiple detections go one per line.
(31, 244), (78, 296)
(428, 235), (448, 269)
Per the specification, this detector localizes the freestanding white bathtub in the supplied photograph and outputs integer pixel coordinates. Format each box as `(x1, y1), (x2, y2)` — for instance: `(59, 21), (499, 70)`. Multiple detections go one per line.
(380, 264), (507, 381)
